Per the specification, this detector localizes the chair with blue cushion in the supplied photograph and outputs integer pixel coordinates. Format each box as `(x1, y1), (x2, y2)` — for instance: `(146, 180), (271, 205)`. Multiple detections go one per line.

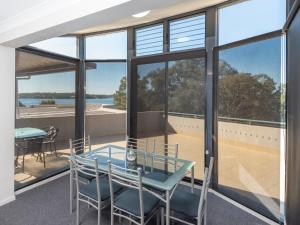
(161, 157), (214, 225)
(72, 155), (122, 225)
(69, 136), (96, 214)
(107, 161), (161, 225)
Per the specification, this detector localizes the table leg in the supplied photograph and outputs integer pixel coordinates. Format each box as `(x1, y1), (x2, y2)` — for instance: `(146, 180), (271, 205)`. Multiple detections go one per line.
(191, 165), (195, 193)
(166, 190), (170, 225)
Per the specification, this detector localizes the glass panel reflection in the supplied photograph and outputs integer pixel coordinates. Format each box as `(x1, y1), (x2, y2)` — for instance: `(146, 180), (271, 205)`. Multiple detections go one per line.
(136, 62), (166, 147)
(168, 58), (206, 179)
(217, 36), (284, 221)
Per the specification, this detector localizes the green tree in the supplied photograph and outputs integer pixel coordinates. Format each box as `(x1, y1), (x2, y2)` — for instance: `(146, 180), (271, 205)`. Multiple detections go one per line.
(113, 76), (127, 110)
(218, 60), (282, 122)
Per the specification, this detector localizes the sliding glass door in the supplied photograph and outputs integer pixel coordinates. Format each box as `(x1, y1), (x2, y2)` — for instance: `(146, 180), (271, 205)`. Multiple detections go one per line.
(167, 58), (206, 179)
(131, 51), (206, 180)
(215, 35), (285, 221)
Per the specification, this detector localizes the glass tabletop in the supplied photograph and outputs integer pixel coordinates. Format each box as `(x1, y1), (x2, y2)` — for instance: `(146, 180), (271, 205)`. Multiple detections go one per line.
(79, 144), (195, 191)
(15, 127), (47, 139)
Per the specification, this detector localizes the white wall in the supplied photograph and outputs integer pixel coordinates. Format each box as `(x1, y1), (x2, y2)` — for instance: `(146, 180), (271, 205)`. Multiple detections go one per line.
(0, 45), (15, 206)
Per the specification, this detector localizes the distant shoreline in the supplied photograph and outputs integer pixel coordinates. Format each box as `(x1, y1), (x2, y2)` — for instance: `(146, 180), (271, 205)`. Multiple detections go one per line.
(19, 97), (114, 107)
(19, 92), (113, 99)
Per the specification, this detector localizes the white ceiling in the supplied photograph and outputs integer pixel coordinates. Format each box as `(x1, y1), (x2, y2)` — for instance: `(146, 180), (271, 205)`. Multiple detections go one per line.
(0, 0), (228, 47)
(75, 0), (228, 34)
(0, 0), (48, 22)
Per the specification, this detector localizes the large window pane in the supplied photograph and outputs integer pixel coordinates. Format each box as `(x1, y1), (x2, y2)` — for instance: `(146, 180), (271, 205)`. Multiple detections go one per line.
(30, 37), (77, 57)
(170, 14), (205, 52)
(86, 31), (127, 59)
(217, 36), (284, 221)
(168, 58), (206, 179)
(135, 24), (163, 57)
(134, 58), (206, 179)
(218, 0), (286, 45)
(136, 62), (166, 143)
(15, 50), (76, 190)
(85, 62), (127, 149)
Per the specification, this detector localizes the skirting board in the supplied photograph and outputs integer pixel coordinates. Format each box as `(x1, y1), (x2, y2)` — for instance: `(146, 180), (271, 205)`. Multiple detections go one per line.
(0, 195), (16, 207)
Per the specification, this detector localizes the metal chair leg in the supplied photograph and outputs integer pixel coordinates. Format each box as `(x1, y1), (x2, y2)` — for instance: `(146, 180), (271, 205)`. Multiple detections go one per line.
(156, 211), (160, 225)
(98, 201), (101, 225)
(70, 173), (73, 214)
(54, 142), (58, 157)
(42, 152), (46, 168)
(161, 207), (165, 225)
(204, 203), (207, 225)
(111, 206), (114, 225)
(22, 155), (25, 173)
(76, 194), (80, 225)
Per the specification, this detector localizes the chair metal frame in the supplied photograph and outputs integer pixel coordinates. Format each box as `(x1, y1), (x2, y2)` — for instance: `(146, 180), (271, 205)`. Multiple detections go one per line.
(107, 161), (162, 225)
(19, 137), (45, 173)
(69, 135), (92, 214)
(43, 126), (59, 157)
(126, 137), (149, 151)
(127, 137), (180, 174)
(72, 155), (110, 225)
(161, 157), (214, 225)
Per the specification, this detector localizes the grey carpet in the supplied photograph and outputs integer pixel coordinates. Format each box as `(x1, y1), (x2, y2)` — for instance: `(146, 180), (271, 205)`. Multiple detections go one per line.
(0, 175), (269, 225)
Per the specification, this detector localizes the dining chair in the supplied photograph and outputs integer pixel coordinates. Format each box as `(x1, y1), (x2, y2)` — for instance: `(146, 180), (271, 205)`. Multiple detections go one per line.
(20, 137), (45, 172)
(126, 137), (149, 151)
(161, 157), (214, 225)
(143, 140), (179, 190)
(43, 126), (59, 156)
(72, 155), (122, 225)
(69, 136), (94, 214)
(107, 161), (161, 225)
(151, 140), (179, 170)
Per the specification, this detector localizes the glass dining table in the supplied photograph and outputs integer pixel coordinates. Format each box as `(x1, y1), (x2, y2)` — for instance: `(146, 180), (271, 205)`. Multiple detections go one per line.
(70, 144), (195, 225)
(15, 127), (47, 139)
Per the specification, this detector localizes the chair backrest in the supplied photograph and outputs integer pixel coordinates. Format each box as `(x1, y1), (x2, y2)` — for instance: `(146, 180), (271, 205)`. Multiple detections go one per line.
(69, 135), (91, 156)
(48, 127), (59, 142)
(151, 140), (179, 171)
(197, 157), (214, 222)
(126, 137), (149, 151)
(24, 138), (43, 155)
(71, 155), (100, 200)
(108, 161), (160, 222)
(153, 140), (179, 159)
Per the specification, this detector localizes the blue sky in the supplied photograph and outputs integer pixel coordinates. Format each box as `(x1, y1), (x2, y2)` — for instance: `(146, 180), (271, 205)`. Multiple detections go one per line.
(19, 63), (127, 95)
(20, 0), (286, 94)
(218, 0), (286, 45)
(220, 36), (282, 84)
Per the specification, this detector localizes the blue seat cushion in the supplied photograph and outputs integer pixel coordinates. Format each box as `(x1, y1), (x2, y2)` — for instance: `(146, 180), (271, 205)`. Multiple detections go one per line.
(114, 188), (160, 217)
(80, 176), (122, 201)
(169, 185), (201, 218)
(78, 171), (95, 181)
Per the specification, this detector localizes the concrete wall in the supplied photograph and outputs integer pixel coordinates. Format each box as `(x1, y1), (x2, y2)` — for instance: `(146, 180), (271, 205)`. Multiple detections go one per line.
(16, 112), (281, 151)
(168, 116), (281, 151)
(16, 116), (75, 141)
(86, 113), (126, 137)
(0, 46), (15, 206)
(16, 113), (126, 141)
(137, 111), (165, 134)
(168, 115), (204, 137)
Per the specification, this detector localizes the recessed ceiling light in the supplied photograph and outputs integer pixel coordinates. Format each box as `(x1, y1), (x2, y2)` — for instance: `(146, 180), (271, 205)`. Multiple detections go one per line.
(132, 10), (151, 18)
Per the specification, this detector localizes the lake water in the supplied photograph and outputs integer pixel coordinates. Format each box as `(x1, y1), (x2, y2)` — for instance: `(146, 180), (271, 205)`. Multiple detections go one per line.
(19, 98), (114, 107)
